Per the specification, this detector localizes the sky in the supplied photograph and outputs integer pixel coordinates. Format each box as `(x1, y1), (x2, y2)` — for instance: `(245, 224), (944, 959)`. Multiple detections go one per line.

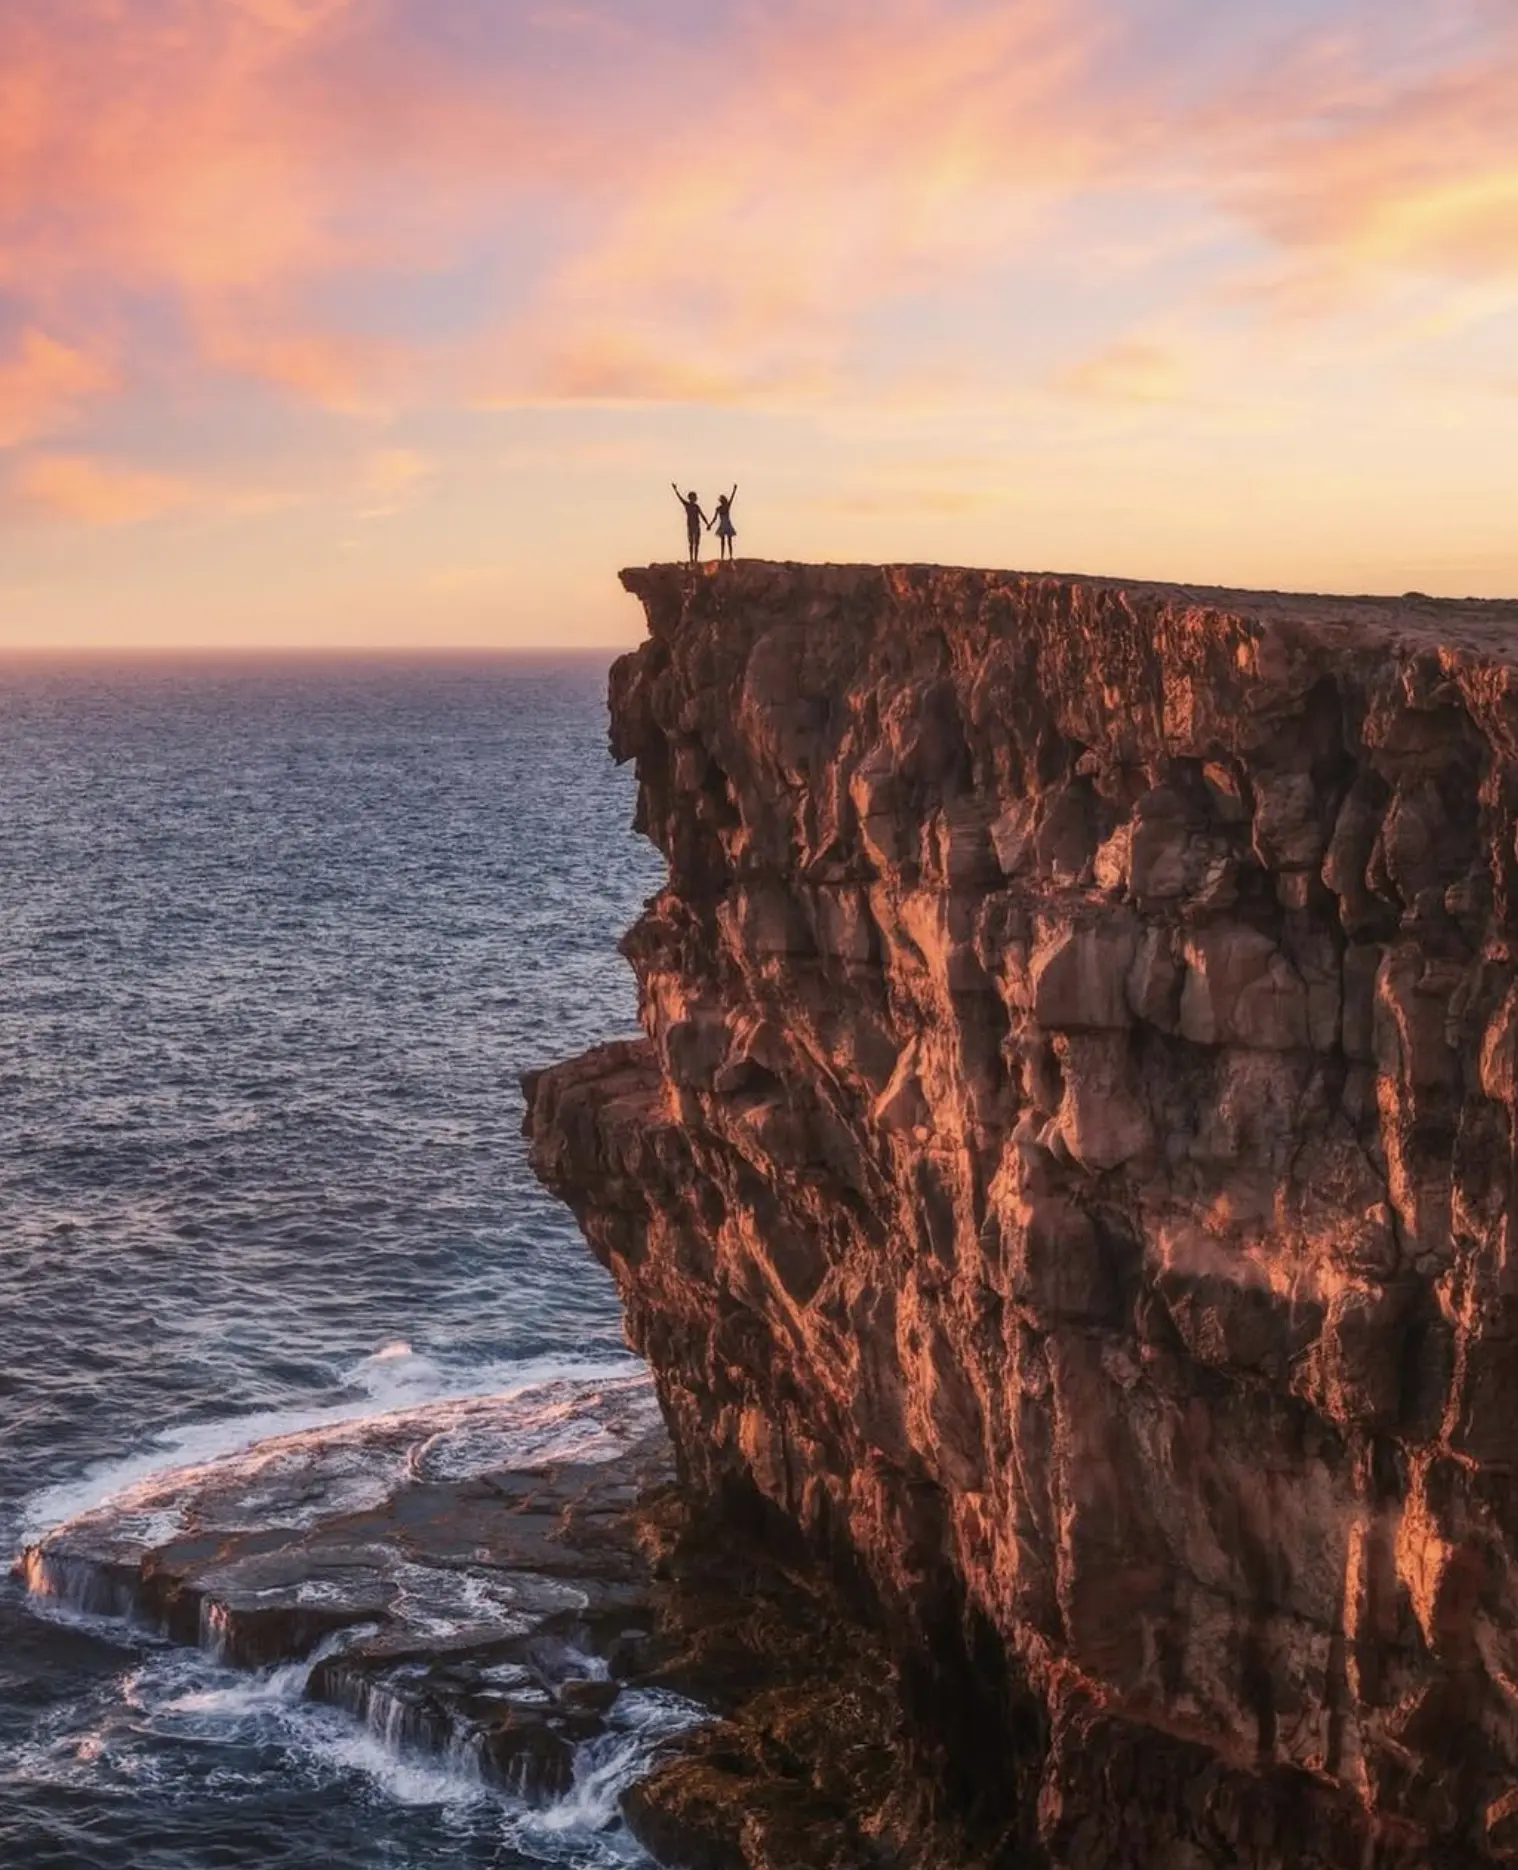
(1, 0), (1516, 653)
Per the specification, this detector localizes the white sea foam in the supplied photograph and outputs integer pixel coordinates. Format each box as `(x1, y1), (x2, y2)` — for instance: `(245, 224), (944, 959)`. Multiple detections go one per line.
(142, 1640), (341, 1735)
(519, 1689), (709, 1841)
(15, 1606), (694, 1864)
(19, 1346), (644, 1542)
(300, 1711), (491, 1811)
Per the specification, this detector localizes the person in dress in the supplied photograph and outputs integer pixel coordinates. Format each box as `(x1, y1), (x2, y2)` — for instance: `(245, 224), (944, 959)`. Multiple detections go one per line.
(672, 485), (709, 565)
(710, 485), (738, 562)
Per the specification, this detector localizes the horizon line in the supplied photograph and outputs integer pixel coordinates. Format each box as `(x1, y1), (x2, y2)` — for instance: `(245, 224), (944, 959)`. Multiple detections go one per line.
(0, 644), (638, 669)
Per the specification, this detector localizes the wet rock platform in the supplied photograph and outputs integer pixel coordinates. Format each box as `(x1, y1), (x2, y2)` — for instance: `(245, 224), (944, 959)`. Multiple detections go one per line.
(16, 1374), (930, 1867)
(18, 1377), (706, 1807)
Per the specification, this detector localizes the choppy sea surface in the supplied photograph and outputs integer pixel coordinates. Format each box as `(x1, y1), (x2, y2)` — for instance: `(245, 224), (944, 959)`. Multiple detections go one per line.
(0, 656), (665, 1869)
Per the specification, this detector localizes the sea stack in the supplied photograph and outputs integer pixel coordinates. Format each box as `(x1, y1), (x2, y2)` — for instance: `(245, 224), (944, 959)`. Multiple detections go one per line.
(526, 561), (1518, 1867)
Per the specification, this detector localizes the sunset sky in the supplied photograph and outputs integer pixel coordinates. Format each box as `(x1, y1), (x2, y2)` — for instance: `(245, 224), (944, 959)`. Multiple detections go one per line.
(2, 0), (1516, 652)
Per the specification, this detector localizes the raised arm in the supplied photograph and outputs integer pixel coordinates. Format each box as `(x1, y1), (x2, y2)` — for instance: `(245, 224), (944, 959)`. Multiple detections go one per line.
(672, 481), (683, 504)
(729, 483), (738, 504)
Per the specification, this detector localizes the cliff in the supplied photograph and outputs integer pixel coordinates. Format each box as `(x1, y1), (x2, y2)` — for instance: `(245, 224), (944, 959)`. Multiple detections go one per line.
(526, 561), (1518, 1868)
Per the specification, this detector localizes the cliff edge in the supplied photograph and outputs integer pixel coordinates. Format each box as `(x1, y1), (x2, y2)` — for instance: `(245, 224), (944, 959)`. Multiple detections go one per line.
(527, 561), (1518, 1867)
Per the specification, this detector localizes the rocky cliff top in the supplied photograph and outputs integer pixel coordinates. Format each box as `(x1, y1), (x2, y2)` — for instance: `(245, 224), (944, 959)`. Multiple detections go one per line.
(624, 561), (1518, 667)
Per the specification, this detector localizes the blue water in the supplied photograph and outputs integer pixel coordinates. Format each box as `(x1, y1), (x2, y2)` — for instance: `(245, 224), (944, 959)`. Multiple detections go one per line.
(0, 657), (664, 1868)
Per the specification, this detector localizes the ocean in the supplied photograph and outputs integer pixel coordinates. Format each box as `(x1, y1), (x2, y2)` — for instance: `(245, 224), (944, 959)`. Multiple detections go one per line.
(0, 655), (666, 1869)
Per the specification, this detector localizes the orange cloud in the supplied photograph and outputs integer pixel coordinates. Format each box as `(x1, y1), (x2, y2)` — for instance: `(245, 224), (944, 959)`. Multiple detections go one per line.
(31, 0), (1510, 435)
(0, 5), (341, 299)
(355, 446), (435, 518)
(1212, 14), (1518, 290)
(504, 332), (831, 409)
(362, 449), (432, 497)
(508, 0), (1125, 401)
(1059, 339), (1188, 405)
(818, 488), (1001, 517)
(7, 0), (1157, 420)
(197, 323), (403, 415)
(0, 330), (116, 446)
(15, 454), (194, 526)
(1, 0), (1515, 449)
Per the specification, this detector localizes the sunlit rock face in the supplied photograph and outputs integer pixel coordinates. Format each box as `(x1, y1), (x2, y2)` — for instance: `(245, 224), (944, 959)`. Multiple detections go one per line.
(527, 562), (1518, 1867)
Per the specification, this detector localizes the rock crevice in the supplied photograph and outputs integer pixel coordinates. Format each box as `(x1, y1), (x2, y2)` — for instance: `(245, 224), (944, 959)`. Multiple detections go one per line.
(527, 562), (1518, 1867)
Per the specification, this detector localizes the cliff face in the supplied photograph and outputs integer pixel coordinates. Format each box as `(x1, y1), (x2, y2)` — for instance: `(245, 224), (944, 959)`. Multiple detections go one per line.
(527, 562), (1518, 1867)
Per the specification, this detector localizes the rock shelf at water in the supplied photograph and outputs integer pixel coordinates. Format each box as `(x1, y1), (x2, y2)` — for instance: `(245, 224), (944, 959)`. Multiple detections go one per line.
(16, 1372), (921, 1866)
(17, 1377), (706, 1808)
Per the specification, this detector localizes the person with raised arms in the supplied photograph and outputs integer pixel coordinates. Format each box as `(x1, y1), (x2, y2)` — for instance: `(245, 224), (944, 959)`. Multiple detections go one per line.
(672, 484), (709, 566)
(710, 484), (738, 562)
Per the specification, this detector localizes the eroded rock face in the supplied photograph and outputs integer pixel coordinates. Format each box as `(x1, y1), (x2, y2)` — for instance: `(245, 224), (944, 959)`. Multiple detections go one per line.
(527, 563), (1518, 1867)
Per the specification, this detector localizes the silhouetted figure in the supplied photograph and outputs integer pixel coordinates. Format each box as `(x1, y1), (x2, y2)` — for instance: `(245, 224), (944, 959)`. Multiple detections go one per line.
(672, 484), (708, 565)
(710, 484), (738, 561)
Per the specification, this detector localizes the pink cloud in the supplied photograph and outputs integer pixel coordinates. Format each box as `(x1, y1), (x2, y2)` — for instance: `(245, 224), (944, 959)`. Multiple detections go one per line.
(485, 0), (1135, 403)
(0, 0), (546, 405)
(0, 0), (1147, 417)
(2, 0), (1516, 436)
